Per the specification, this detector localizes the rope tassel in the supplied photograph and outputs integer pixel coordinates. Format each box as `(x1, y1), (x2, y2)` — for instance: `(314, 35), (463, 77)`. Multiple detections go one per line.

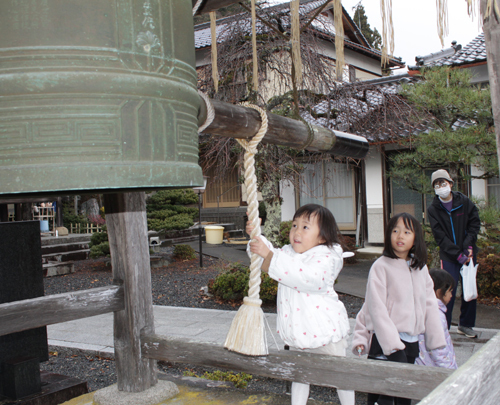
(224, 104), (269, 356)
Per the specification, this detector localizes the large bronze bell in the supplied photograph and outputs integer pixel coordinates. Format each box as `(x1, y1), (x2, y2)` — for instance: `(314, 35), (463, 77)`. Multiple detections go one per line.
(0, 0), (203, 197)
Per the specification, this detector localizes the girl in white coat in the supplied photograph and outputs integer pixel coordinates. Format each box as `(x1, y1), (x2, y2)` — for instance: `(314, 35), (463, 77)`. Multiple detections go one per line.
(247, 203), (353, 405)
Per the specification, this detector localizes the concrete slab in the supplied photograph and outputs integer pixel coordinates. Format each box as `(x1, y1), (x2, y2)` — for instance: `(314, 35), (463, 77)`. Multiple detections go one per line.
(93, 381), (179, 405)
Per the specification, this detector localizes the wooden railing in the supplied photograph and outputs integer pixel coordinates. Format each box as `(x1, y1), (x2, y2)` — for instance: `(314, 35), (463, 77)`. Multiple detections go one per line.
(141, 334), (453, 401)
(0, 285), (124, 336)
(69, 222), (103, 234)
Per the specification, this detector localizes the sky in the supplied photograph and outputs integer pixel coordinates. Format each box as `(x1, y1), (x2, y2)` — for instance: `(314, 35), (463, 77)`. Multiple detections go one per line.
(340, 0), (483, 72)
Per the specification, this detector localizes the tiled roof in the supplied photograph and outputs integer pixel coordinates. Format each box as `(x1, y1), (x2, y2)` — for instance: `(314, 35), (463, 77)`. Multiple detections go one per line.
(194, 0), (403, 66)
(300, 75), (434, 143)
(410, 33), (486, 69)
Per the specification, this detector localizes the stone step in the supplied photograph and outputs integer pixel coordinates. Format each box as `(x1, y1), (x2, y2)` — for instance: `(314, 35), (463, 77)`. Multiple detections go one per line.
(42, 249), (90, 264)
(41, 242), (90, 255)
(43, 261), (75, 277)
(40, 234), (92, 246)
(355, 246), (383, 260)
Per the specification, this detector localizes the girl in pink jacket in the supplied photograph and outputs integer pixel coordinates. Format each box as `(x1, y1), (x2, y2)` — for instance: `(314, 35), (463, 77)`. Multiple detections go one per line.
(352, 213), (445, 405)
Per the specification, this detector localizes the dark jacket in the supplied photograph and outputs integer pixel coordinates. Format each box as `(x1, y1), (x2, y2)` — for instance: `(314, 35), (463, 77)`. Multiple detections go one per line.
(427, 191), (480, 263)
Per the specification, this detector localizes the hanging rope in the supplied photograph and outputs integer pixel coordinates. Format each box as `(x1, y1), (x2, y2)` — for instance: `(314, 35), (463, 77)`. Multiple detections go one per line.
(291, 0), (303, 85)
(380, 0), (394, 68)
(224, 104), (269, 356)
(210, 11), (219, 93)
(192, 0), (203, 15)
(333, 0), (344, 81)
(484, 0), (500, 19)
(436, 0), (449, 48)
(251, 0), (259, 92)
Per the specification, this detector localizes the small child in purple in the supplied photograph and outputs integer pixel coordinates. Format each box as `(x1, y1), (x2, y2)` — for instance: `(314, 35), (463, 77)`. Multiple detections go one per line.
(415, 268), (458, 369)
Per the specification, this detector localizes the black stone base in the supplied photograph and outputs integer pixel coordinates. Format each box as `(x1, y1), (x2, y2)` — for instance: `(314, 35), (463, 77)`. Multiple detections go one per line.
(2, 357), (41, 400)
(0, 371), (88, 405)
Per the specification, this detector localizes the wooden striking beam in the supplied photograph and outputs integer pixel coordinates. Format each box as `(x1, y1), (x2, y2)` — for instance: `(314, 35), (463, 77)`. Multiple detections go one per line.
(192, 0), (242, 15)
(419, 332), (500, 404)
(198, 99), (369, 159)
(142, 334), (452, 400)
(0, 285), (124, 337)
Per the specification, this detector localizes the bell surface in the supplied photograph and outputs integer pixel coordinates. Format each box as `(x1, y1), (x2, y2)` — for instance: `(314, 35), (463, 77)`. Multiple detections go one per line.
(0, 0), (203, 197)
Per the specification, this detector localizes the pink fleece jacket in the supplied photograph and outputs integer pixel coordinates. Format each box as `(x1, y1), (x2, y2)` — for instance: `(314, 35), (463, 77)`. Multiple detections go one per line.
(352, 256), (446, 356)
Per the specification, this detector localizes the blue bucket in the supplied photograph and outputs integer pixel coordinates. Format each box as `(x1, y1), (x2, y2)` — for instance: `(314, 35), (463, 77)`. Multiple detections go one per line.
(40, 220), (49, 232)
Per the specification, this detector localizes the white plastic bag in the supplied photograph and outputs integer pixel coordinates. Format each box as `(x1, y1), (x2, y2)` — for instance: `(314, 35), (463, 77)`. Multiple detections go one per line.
(460, 258), (478, 302)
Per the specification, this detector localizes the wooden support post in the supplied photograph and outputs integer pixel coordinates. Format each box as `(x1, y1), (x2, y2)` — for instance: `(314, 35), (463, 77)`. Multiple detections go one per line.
(104, 192), (157, 392)
(55, 197), (63, 227)
(481, 0), (500, 176)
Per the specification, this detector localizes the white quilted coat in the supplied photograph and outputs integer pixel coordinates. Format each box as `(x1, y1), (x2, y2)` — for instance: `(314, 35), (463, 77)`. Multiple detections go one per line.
(249, 237), (350, 349)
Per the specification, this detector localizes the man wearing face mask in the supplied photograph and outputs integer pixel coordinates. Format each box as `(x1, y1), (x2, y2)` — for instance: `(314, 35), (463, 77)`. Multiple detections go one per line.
(427, 169), (481, 338)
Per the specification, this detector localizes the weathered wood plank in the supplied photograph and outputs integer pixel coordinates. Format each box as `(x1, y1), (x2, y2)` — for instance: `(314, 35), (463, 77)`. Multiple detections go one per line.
(0, 285), (124, 337)
(419, 332), (500, 405)
(141, 335), (452, 400)
(198, 99), (369, 159)
(104, 192), (157, 393)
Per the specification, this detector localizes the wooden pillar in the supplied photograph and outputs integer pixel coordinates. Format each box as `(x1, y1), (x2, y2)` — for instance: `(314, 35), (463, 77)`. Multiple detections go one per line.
(481, 0), (500, 173)
(14, 204), (22, 221)
(55, 197), (63, 227)
(103, 192), (157, 392)
(0, 205), (8, 222)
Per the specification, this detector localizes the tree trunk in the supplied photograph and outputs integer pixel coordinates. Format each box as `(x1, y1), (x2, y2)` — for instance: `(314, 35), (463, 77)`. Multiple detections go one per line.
(481, 1), (500, 174)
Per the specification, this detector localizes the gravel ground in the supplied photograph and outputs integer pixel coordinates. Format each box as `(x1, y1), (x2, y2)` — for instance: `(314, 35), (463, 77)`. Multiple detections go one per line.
(41, 248), (368, 403)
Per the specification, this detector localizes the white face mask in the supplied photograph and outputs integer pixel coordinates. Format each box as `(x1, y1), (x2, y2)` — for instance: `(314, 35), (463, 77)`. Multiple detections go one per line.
(435, 185), (451, 199)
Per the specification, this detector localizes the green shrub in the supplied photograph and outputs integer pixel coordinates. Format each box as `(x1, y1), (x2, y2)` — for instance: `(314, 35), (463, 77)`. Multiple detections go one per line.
(90, 230), (108, 247)
(208, 261), (277, 302)
(146, 189), (199, 232)
(172, 244), (196, 261)
(203, 370), (252, 389)
(182, 370), (252, 389)
(147, 213), (194, 232)
(147, 207), (198, 220)
(89, 242), (110, 259)
(276, 220), (292, 248)
(146, 189), (199, 211)
(259, 271), (278, 301)
(424, 223), (440, 269)
(476, 247), (500, 297)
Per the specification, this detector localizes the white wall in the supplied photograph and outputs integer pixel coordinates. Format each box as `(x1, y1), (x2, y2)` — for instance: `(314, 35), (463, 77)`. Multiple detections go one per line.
(471, 166), (487, 200)
(365, 147), (385, 244)
(280, 180), (296, 221)
(316, 40), (383, 76)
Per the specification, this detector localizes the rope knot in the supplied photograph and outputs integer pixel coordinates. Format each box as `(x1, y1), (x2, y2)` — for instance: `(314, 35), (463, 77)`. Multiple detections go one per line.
(236, 104), (268, 155)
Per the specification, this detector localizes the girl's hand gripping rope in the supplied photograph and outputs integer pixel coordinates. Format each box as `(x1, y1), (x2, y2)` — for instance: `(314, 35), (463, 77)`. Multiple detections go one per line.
(246, 215), (270, 259)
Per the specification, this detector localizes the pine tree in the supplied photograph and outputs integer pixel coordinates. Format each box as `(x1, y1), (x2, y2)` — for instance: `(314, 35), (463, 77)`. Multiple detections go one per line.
(389, 67), (497, 195)
(352, 3), (382, 50)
